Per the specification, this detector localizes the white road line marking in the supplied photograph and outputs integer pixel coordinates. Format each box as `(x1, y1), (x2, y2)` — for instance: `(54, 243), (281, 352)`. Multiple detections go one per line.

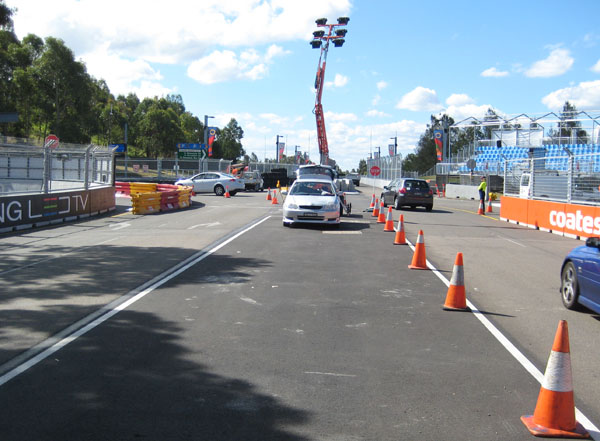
(0, 216), (272, 388)
(188, 222), (221, 229)
(108, 222), (130, 231)
(502, 237), (526, 247)
(304, 371), (357, 378)
(240, 296), (261, 305)
(409, 237), (600, 438)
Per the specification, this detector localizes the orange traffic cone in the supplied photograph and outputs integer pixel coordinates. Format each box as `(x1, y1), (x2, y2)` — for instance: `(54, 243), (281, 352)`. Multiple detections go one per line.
(477, 200), (485, 215)
(271, 193), (278, 205)
(521, 320), (589, 439)
(443, 253), (469, 311)
(383, 207), (395, 231)
(266, 188), (272, 201)
(369, 194), (376, 209)
(486, 197), (493, 213)
(372, 198), (380, 218)
(377, 201), (386, 223)
(408, 230), (428, 270)
(394, 214), (407, 245)
(224, 185), (231, 198)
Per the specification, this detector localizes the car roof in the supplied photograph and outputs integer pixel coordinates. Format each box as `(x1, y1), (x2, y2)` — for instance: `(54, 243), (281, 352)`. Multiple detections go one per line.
(293, 177), (334, 184)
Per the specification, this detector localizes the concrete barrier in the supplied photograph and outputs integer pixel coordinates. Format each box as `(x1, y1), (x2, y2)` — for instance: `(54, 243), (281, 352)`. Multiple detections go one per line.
(445, 184), (479, 200)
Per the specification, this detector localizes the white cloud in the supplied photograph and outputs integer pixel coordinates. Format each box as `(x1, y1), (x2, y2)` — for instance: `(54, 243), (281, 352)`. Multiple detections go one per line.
(396, 87), (442, 112)
(187, 45), (288, 84)
(324, 111), (357, 122)
(325, 74), (349, 88)
(525, 48), (574, 78)
(541, 80), (600, 110)
(481, 67), (509, 78)
(446, 94), (474, 107)
(592, 59), (600, 73)
(376, 81), (388, 90)
(371, 94), (381, 106)
(366, 109), (390, 118)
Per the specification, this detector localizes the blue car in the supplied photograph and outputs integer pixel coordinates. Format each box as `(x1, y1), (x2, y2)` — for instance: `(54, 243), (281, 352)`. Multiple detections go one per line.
(560, 237), (600, 313)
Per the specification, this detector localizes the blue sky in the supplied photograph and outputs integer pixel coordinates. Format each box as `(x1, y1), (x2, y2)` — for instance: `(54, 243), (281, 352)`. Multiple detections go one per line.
(8, 0), (600, 171)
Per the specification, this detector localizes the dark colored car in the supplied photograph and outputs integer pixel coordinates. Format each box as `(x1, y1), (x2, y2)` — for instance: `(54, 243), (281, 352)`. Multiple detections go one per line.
(380, 178), (433, 211)
(346, 173), (360, 186)
(560, 237), (600, 313)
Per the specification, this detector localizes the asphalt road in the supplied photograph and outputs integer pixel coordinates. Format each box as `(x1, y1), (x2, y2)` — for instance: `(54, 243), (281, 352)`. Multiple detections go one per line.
(0, 189), (598, 440)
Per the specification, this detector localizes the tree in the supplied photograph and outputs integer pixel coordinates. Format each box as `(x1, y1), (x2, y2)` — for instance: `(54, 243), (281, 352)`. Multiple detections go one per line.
(549, 101), (588, 144)
(358, 159), (367, 175)
(137, 105), (183, 157)
(213, 118), (245, 160)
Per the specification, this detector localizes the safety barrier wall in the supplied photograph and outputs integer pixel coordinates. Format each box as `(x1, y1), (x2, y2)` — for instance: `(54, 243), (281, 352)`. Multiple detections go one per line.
(115, 182), (193, 215)
(500, 195), (600, 240)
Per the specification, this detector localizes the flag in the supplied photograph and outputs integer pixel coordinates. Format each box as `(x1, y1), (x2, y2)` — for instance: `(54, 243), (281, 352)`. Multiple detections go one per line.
(208, 127), (217, 157)
(388, 144), (395, 157)
(434, 129), (443, 162)
(278, 142), (285, 161)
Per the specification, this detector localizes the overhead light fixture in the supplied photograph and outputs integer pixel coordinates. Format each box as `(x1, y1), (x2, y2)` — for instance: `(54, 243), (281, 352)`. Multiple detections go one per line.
(310, 40), (322, 49)
(337, 17), (350, 25)
(315, 18), (328, 25)
(332, 38), (345, 48)
(313, 30), (325, 38)
(335, 29), (347, 37)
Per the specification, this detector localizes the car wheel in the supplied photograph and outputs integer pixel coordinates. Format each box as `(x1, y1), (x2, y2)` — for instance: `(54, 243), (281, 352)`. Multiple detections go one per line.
(230, 190), (237, 196)
(560, 262), (580, 310)
(425, 204), (433, 212)
(394, 197), (401, 210)
(283, 221), (290, 227)
(214, 185), (225, 196)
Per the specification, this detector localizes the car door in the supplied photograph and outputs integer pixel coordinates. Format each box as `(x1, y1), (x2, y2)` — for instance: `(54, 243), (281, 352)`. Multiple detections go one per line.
(578, 245), (600, 306)
(383, 179), (397, 205)
(192, 173), (212, 193)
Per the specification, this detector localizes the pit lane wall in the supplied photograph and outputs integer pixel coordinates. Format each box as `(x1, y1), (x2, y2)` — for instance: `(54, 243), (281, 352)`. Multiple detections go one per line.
(0, 186), (115, 233)
(500, 196), (600, 240)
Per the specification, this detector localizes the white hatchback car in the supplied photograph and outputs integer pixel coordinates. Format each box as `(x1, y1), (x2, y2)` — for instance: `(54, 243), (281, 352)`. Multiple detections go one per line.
(282, 178), (341, 227)
(175, 172), (245, 196)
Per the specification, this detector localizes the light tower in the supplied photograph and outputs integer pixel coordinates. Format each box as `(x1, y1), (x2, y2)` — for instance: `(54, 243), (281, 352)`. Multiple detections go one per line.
(310, 16), (349, 165)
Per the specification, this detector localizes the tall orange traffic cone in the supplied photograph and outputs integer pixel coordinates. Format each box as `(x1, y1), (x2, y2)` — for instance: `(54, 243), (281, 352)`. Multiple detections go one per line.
(443, 253), (469, 311)
(377, 201), (386, 223)
(383, 207), (395, 231)
(486, 197), (493, 213)
(266, 188), (272, 201)
(521, 320), (589, 438)
(224, 185), (231, 198)
(369, 194), (376, 209)
(394, 214), (407, 245)
(477, 200), (485, 215)
(408, 230), (428, 270)
(271, 193), (278, 205)
(372, 198), (380, 218)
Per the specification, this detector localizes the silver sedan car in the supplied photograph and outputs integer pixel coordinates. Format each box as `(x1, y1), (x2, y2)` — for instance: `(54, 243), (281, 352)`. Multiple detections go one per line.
(175, 172), (245, 196)
(282, 178), (341, 227)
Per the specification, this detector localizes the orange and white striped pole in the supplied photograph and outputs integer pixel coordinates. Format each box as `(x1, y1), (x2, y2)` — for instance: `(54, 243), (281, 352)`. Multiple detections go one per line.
(408, 230), (428, 270)
(521, 320), (590, 438)
(383, 207), (395, 231)
(394, 214), (407, 245)
(372, 198), (380, 218)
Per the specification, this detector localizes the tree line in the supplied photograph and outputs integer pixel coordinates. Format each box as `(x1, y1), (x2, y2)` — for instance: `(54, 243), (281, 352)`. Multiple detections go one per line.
(0, 3), (245, 160)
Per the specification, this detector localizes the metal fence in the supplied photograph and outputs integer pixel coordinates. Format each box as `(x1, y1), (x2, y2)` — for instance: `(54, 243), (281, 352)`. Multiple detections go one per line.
(366, 154), (403, 181)
(0, 136), (116, 195)
(503, 152), (600, 205)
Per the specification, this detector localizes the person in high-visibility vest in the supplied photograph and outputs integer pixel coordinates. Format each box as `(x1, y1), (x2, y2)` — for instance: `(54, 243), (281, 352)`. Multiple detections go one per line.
(478, 176), (487, 209)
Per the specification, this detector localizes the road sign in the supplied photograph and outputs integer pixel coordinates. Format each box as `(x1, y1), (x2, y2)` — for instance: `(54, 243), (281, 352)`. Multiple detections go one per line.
(45, 134), (59, 149)
(370, 165), (381, 176)
(177, 150), (206, 160)
(177, 143), (206, 150)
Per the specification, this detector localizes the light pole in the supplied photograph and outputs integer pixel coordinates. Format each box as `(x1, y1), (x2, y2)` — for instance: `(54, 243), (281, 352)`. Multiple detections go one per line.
(390, 136), (397, 156)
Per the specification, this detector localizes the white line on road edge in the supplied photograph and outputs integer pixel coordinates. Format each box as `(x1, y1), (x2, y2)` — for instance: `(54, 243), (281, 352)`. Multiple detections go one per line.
(0, 215), (272, 388)
(404, 238), (600, 439)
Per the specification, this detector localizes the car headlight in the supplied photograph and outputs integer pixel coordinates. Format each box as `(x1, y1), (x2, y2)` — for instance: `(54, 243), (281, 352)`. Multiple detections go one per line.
(286, 203), (299, 209)
(324, 201), (338, 210)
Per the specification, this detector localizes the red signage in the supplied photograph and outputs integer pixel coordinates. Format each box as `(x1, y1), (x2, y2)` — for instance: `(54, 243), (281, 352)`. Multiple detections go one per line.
(44, 134), (59, 149)
(370, 166), (381, 176)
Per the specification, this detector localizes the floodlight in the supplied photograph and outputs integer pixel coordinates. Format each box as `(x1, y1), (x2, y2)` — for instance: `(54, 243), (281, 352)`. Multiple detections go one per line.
(313, 30), (325, 38)
(335, 29), (347, 37)
(337, 17), (349, 25)
(310, 40), (322, 49)
(332, 38), (345, 47)
(315, 18), (327, 25)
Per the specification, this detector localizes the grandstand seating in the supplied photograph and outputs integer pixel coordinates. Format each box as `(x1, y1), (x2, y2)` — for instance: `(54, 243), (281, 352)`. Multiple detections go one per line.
(460, 144), (600, 173)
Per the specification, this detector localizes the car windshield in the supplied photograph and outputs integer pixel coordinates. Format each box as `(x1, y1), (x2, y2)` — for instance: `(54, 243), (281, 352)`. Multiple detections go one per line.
(404, 180), (429, 190)
(297, 166), (335, 179)
(290, 181), (334, 196)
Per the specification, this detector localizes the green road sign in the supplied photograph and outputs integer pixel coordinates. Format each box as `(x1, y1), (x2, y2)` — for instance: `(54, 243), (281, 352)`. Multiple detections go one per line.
(177, 150), (206, 160)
